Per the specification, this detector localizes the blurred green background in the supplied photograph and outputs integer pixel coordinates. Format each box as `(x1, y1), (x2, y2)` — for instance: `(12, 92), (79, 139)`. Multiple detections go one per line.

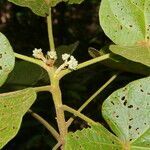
(0, 0), (143, 149)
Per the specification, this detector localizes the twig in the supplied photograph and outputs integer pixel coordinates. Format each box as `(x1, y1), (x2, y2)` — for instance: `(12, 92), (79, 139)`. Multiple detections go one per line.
(66, 72), (120, 127)
(58, 54), (110, 78)
(62, 105), (97, 125)
(52, 142), (62, 150)
(28, 109), (60, 141)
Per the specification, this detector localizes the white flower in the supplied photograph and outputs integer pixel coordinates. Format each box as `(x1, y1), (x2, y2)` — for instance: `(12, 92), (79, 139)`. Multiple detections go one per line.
(33, 48), (43, 59)
(62, 53), (70, 61)
(47, 51), (57, 60)
(67, 56), (78, 70)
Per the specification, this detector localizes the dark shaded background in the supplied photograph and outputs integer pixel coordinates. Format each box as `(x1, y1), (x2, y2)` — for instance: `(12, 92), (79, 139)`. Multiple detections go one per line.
(0, 0), (143, 149)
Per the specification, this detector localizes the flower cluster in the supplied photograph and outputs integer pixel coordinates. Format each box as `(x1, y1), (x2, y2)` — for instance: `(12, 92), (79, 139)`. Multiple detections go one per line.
(47, 51), (57, 60)
(62, 53), (78, 70)
(32, 48), (57, 63)
(33, 48), (78, 72)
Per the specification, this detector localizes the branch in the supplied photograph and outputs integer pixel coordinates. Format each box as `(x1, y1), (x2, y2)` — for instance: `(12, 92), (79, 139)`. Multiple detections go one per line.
(66, 72), (120, 127)
(61, 105), (97, 125)
(33, 85), (51, 92)
(28, 109), (59, 141)
(14, 52), (45, 68)
(47, 8), (55, 52)
(58, 54), (110, 79)
(52, 142), (61, 150)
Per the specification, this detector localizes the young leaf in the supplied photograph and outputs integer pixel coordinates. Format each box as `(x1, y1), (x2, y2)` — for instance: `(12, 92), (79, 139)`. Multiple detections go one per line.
(0, 88), (37, 149)
(65, 77), (150, 149)
(99, 0), (150, 46)
(102, 76), (150, 144)
(8, 0), (84, 17)
(0, 33), (15, 87)
(110, 45), (150, 67)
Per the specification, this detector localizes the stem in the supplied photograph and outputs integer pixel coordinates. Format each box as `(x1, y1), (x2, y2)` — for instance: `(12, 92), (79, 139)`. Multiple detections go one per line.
(28, 109), (59, 141)
(47, 8), (55, 52)
(58, 54), (110, 79)
(14, 53), (45, 68)
(52, 142), (61, 150)
(50, 74), (67, 149)
(33, 85), (51, 92)
(62, 105), (97, 125)
(66, 72), (120, 127)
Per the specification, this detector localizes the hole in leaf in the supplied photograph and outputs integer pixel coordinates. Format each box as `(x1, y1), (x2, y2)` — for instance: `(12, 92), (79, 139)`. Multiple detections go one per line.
(129, 118), (133, 121)
(111, 101), (115, 105)
(121, 96), (125, 101)
(123, 100), (127, 106)
(140, 89), (144, 92)
(120, 25), (123, 30)
(128, 105), (133, 108)
(129, 125), (132, 129)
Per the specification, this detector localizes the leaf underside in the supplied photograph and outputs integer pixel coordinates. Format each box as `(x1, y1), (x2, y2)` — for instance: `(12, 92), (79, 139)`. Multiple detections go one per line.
(65, 77), (150, 149)
(0, 88), (37, 149)
(88, 47), (150, 75)
(0, 32), (15, 87)
(9, 0), (84, 16)
(109, 45), (150, 67)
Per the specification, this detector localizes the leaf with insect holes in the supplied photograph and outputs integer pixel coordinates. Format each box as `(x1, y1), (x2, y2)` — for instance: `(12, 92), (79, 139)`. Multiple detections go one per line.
(99, 0), (150, 46)
(65, 77), (150, 149)
(0, 32), (15, 87)
(102, 76), (150, 145)
(9, 0), (84, 17)
(0, 88), (37, 149)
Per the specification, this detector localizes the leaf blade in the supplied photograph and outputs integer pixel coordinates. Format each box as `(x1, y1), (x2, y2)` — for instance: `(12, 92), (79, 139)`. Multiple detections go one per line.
(0, 88), (37, 149)
(0, 33), (15, 87)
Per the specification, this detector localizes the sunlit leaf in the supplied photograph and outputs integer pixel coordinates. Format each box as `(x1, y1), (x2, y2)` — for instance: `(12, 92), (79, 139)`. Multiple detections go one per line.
(102, 76), (150, 145)
(65, 124), (123, 150)
(0, 33), (15, 87)
(0, 88), (37, 149)
(65, 77), (150, 149)
(110, 45), (150, 67)
(99, 0), (150, 46)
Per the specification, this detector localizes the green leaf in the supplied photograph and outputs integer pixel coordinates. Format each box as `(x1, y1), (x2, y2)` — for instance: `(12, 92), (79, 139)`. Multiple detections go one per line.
(88, 47), (150, 75)
(65, 77), (150, 149)
(0, 33), (15, 87)
(102, 76), (150, 146)
(0, 88), (37, 149)
(55, 41), (79, 67)
(9, 0), (84, 17)
(6, 61), (46, 89)
(110, 45), (150, 67)
(8, 0), (49, 17)
(99, 0), (150, 46)
(65, 124), (123, 150)
(50, 0), (84, 6)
